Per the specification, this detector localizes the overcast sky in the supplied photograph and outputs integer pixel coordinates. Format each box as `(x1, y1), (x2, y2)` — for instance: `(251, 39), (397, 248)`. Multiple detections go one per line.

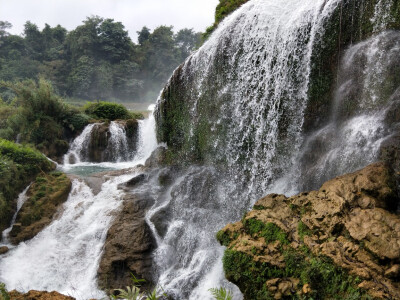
(0, 0), (219, 42)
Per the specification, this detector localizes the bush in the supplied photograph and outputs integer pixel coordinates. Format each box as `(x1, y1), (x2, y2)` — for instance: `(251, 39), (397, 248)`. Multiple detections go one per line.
(83, 101), (131, 120)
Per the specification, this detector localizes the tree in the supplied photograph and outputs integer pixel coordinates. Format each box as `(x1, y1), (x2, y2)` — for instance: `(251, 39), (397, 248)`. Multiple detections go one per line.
(0, 21), (12, 40)
(175, 28), (202, 59)
(98, 18), (132, 63)
(137, 26), (150, 45)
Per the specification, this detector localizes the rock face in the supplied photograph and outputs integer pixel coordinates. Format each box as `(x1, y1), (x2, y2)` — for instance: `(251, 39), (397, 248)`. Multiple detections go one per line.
(217, 162), (400, 299)
(87, 120), (139, 162)
(9, 172), (72, 244)
(97, 177), (156, 292)
(9, 290), (75, 300)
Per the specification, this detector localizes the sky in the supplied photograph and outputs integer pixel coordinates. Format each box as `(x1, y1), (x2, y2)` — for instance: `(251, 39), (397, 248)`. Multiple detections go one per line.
(0, 0), (219, 42)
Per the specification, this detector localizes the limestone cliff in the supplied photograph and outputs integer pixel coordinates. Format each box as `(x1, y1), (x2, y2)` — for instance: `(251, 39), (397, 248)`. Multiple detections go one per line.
(217, 162), (400, 299)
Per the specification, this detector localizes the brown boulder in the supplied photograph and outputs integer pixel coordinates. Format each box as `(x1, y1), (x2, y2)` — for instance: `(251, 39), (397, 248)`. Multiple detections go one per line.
(9, 173), (72, 244)
(9, 290), (75, 300)
(97, 190), (155, 292)
(217, 162), (400, 299)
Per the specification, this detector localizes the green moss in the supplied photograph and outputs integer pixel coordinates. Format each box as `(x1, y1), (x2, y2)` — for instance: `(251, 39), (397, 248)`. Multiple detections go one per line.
(243, 218), (289, 245)
(216, 229), (239, 247)
(222, 247), (371, 300)
(17, 172), (71, 228)
(0, 140), (54, 232)
(297, 221), (312, 241)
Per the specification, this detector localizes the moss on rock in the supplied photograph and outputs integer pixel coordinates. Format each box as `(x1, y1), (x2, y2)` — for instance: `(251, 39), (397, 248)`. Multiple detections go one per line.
(217, 163), (400, 299)
(9, 171), (72, 244)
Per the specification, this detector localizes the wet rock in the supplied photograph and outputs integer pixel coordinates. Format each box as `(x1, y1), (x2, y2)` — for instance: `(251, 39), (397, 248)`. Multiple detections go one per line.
(0, 246), (9, 254)
(9, 290), (75, 300)
(9, 173), (72, 244)
(119, 174), (148, 189)
(145, 146), (167, 168)
(97, 192), (156, 292)
(217, 163), (400, 299)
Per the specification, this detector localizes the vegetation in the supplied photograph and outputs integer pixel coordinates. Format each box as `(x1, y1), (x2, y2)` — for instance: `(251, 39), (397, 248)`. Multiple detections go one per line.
(242, 218), (289, 245)
(109, 274), (165, 300)
(209, 287), (233, 300)
(83, 101), (142, 121)
(0, 18), (202, 103)
(222, 247), (369, 300)
(0, 79), (89, 157)
(15, 171), (70, 229)
(0, 139), (53, 232)
(0, 283), (9, 300)
(203, 0), (250, 40)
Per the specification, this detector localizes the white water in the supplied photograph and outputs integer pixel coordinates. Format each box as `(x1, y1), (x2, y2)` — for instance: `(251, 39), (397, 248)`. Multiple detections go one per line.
(0, 106), (158, 298)
(1, 2), (400, 300)
(372, 0), (394, 33)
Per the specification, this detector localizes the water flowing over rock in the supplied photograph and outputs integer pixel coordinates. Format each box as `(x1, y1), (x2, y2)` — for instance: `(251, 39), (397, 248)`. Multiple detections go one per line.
(64, 120), (139, 164)
(152, 0), (400, 298)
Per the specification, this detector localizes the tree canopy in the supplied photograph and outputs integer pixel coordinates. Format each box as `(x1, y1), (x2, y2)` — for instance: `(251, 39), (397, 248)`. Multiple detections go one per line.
(0, 18), (202, 102)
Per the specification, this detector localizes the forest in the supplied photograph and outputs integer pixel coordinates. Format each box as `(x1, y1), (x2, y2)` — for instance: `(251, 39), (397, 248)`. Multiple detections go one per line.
(0, 18), (202, 103)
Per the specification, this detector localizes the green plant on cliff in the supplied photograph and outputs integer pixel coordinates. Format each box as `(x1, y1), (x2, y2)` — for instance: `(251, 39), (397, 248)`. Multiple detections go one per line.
(209, 287), (233, 300)
(203, 0), (250, 40)
(0, 283), (9, 300)
(0, 139), (54, 232)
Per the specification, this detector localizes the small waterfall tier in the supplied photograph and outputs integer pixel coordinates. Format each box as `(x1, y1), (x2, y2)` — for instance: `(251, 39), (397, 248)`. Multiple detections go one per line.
(64, 120), (139, 164)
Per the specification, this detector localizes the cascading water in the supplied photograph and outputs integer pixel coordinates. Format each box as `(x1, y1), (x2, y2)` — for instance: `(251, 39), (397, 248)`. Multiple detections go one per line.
(151, 0), (400, 299)
(1, 1), (400, 300)
(0, 106), (158, 298)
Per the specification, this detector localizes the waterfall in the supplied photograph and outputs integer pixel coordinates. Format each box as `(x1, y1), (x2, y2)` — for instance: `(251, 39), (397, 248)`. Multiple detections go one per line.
(2, 1), (400, 299)
(0, 108), (158, 298)
(372, 0), (394, 33)
(63, 123), (96, 165)
(151, 1), (400, 299)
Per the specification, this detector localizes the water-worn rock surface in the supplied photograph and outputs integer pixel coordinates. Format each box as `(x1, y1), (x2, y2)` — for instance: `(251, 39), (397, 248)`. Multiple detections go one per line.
(9, 290), (75, 300)
(217, 162), (400, 299)
(97, 187), (156, 292)
(9, 173), (72, 244)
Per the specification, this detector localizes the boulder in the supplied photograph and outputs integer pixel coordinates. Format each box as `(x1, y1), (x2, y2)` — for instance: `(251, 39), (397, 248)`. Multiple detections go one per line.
(8, 290), (75, 300)
(0, 246), (9, 255)
(9, 173), (72, 244)
(217, 162), (400, 299)
(97, 190), (155, 292)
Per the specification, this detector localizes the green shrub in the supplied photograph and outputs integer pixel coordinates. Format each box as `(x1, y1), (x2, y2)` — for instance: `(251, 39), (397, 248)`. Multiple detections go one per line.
(83, 101), (131, 120)
(0, 283), (10, 300)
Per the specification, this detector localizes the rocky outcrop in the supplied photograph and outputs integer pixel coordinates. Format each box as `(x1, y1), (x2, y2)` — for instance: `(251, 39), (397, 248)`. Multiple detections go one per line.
(9, 172), (72, 244)
(9, 290), (75, 300)
(217, 162), (400, 299)
(87, 120), (139, 162)
(97, 174), (156, 292)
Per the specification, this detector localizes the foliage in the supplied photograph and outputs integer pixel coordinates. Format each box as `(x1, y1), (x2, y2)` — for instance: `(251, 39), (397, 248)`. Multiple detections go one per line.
(83, 101), (132, 120)
(114, 286), (143, 300)
(0, 18), (201, 103)
(0, 79), (90, 157)
(0, 283), (9, 300)
(222, 247), (369, 300)
(203, 0), (249, 40)
(110, 274), (166, 300)
(209, 287), (233, 300)
(0, 139), (54, 232)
